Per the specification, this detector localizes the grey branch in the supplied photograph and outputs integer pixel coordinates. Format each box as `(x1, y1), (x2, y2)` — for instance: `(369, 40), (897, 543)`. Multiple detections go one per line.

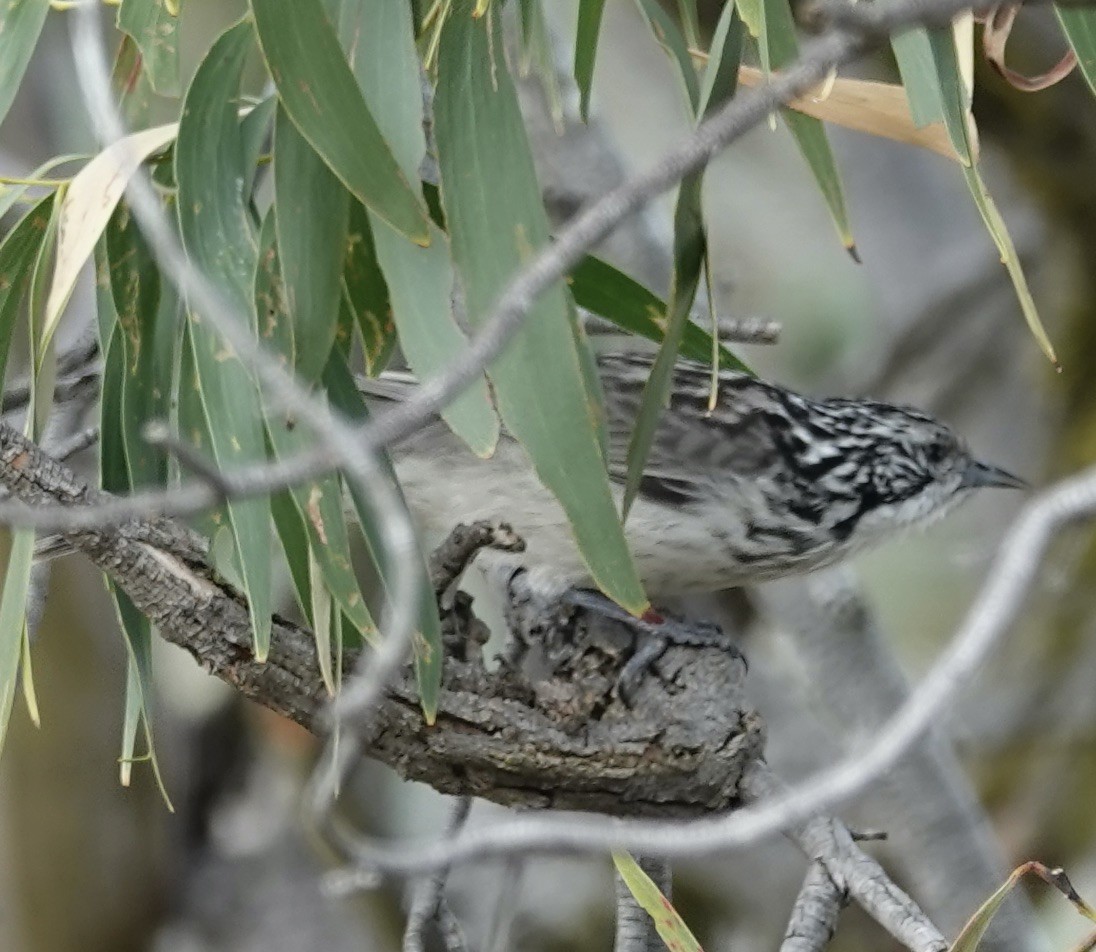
(0, 421), (760, 815)
(780, 862), (846, 952)
(740, 762), (947, 952)
(614, 857), (672, 952)
(403, 798), (473, 952)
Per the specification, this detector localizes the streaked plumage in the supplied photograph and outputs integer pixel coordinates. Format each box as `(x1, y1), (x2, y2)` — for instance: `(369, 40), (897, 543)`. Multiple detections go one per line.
(365, 351), (1025, 600)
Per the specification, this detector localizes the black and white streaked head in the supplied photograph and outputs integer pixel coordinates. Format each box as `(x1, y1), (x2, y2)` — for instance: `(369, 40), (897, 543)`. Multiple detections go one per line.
(594, 353), (1028, 589)
(775, 393), (1028, 547)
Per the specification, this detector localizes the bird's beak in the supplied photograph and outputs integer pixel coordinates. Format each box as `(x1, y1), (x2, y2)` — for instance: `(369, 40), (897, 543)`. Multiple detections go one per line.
(961, 459), (1029, 491)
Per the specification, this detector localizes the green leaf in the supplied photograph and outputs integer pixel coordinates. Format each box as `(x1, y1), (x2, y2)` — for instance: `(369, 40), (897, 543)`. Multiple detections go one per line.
(621, 10), (743, 518)
(0, 195), (55, 394)
(759, 0), (855, 252)
(575, 0), (608, 121)
(886, 20), (974, 165)
(518, 0), (565, 132)
(633, 0), (700, 112)
(175, 19), (273, 659)
(961, 166), (1057, 366)
(96, 245), (173, 805)
(328, 0), (499, 458)
(117, 0), (180, 96)
(254, 212), (376, 663)
(0, 0), (50, 131)
(273, 105), (349, 382)
(435, 2), (647, 614)
(251, 0), (431, 245)
(0, 530), (36, 754)
(241, 96), (277, 200)
(569, 255), (747, 369)
(1057, 5), (1096, 98)
(322, 353), (442, 723)
(343, 200), (396, 375)
(105, 202), (173, 488)
(612, 852), (704, 952)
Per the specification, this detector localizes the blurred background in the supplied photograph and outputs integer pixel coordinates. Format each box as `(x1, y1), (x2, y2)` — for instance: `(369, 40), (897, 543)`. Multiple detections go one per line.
(1, 1), (1094, 950)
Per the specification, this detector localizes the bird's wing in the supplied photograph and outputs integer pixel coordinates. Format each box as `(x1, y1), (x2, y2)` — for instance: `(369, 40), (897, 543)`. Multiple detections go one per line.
(599, 352), (783, 505)
(365, 354), (782, 505)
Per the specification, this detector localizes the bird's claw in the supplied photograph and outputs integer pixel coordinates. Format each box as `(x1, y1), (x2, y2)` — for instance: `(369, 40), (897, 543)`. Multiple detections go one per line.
(561, 589), (747, 704)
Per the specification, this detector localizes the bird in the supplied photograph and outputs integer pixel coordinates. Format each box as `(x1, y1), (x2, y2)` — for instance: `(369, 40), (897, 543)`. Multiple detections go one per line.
(364, 350), (1027, 607)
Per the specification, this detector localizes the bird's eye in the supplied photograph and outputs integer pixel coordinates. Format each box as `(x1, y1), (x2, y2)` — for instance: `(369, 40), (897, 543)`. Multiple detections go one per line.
(925, 440), (949, 465)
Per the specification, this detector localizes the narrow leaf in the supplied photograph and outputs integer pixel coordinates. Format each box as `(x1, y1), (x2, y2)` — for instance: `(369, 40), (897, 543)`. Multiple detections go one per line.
(43, 123), (178, 354)
(1057, 5), (1096, 97)
(435, 2), (647, 614)
(634, 0), (701, 111)
(322, 353), (443, 722)
(760, 0), (855, 252)
(0, 196), (55, 394)
(613, 852), (704, 952)
(0, 0), (50, 130)
(273, 105), (349, 382)
(575, 0), (608, 121)
(961, 166), (1057, 366)
(0, 530), (36, 754)
(343, 201), (396, 375)
(175, 19), (273, 658)
(568, 255), (747, 369)
(328, 0), (499, 458)
(117, 0), (180, 96)
(251, 0), (431, 244)
(255, 212), (377, 646)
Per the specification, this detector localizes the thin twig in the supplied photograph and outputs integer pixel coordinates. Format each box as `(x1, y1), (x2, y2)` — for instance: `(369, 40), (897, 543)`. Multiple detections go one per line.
(615, 857), (672, 952)
(781, 862), (846, 952)
(403, 798), (474, 952)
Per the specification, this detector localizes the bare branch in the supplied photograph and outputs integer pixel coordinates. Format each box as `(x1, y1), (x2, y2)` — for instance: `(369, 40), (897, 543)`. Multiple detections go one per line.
(781, 862), (846, 952)
(403, 798), (474, 952)
(614, 857), (672, 952)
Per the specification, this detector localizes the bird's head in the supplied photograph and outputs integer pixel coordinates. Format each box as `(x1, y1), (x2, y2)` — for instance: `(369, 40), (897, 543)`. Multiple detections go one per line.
(813, 398), (1027, 540)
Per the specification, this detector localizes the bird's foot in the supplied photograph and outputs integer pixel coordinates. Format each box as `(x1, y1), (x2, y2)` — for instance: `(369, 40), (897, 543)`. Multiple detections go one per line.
(561, 589), (747, 704)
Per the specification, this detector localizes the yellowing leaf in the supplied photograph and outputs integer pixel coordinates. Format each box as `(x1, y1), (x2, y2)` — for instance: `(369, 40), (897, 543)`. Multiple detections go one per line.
(44, 123), (178, 353)
(736, 66), (975, 163)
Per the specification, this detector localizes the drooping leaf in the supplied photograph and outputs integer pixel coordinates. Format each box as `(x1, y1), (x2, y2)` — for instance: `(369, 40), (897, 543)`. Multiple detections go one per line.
(622, 8), (743, 519)
(343, 200), (396, 375)
(0, 530), (36, 754)
(117, 0), (180, 96)
(273, 106), (349, 382)
(1057, 5), (1096, 97)
(568, 255), (747, 369)
(322, 353), (443, 723)
(574, 0), (608, 121)
(435, 2), (647, 614)
(175, 19), (273, 658)
(0, 195), (55, 394)
(328, 0), (500, 459)
(43, 124), (178, 359)
(251, 0), (431, 244)
(254, 212), (376, 669)
(613, 852), (705, 952)
(0, 0), (50, 131)
(634, 0), (701, 111)
(759, 0), (855, 253)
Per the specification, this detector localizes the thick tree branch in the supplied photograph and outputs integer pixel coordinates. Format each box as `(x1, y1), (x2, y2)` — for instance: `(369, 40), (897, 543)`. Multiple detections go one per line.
(0, 421), (761, 815)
